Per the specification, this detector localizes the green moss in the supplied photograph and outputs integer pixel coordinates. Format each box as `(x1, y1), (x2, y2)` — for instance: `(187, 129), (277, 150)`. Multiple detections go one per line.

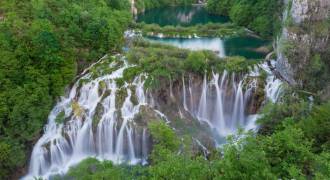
(92, 116), (101, 133)
(72, 101), (84, 117)
(88, 57), (123, 80)
(129, 86), (138, 106)
(123, 66), (143, 83)
(115, 78), (125, 87)
(55, 111), (65, 124)
(98, 81), (107, 94)
(79, 78), (91, 87)
(116, 88), (128, 109)
(101, 90), (112, 101)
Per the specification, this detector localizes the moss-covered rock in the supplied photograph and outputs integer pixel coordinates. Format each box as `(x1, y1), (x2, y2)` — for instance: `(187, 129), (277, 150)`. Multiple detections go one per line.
(91, 100), (106, 133)
(115, 78), (125, 88)
(55, 111), (66, 124)
(123, 66), (142, 83)
(134, 106), (161, 127)
(72, 101), (84, 117)
(98, 81), (107, 95)
(115, 88), (128, 109)
(129, 85), (138, 106)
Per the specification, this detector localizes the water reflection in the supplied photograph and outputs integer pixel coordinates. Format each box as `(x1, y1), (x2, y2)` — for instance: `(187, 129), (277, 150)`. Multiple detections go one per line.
(138, 6), (270, 59)
(147, 37), (226, 57)
(146, 36), (270, 59)
(137, 6), (229, 26)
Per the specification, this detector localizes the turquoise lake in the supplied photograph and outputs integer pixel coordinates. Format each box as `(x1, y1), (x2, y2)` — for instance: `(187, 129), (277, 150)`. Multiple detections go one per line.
(137, 6), (270, 59)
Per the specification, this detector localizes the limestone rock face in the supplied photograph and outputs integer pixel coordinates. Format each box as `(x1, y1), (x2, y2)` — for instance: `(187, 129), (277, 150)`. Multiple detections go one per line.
(276, 0), (330, 89)
(291, 0), (330, 24)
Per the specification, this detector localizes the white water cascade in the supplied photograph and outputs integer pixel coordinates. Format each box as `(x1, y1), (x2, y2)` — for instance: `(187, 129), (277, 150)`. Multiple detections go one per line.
(182, 71), (258, 138)
(181, 62), (283, 138)
(24, 57), (153, 179)
(24, 53), (283, 179)
(260, 61), (283, 102)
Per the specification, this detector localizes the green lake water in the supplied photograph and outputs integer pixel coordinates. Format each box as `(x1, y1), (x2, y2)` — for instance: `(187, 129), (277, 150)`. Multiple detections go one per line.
(137, 5), (229, 26)
(137, 6), (270, 59)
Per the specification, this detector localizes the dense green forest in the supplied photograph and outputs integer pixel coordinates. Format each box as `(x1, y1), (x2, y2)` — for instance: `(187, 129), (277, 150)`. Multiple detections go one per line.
(0, 0), (329, 179)
(207, 0), (283, 37)
(0, 0), (131, 177)
(135, 0), (196, 11)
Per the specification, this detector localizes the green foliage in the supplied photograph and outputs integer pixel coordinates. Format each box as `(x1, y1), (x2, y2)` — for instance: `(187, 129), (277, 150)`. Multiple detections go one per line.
(123, 66), (143, 83)
(0, 0), (131, 178)
(136, 0), (195, 11)
(132, 22), (245, 38)
(147, 155), (212, 179)
(261, 125), (314, 178)
(107, 0), (130, 10)
(206, 0), (233, 16)
(299, 102), (330, 152)
(184, 51), (207, 74)
(148, 121), (180, 153)
(64, 158), (145, 180)
(314, 152), (330, 179)
(257, 97), (330, 178)
(0, 139), (25, 177)
(217, 133), (276, 179)
(55, 111), (65, 124)
(257, 94), (310, 135)
(126, 39), (258, 89)
(207, 0), (283, 37)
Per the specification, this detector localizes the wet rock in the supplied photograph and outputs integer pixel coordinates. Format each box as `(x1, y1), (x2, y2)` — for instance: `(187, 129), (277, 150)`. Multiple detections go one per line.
(116, 88), (128, 109)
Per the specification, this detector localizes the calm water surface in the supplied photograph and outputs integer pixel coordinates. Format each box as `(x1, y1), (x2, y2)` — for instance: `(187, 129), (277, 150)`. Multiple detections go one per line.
(137, 6), (229, 26)
(138, 6), (270, 59)
(146, 36), (269, 59)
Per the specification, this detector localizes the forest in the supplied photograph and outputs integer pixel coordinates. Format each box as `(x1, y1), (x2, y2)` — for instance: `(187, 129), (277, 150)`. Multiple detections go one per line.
(0, 0), (329, 179)
(207, 0), (283, 37)
(0, 0), (131, 177)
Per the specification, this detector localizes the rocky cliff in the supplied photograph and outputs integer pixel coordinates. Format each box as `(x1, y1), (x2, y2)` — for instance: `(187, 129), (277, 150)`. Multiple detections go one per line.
(276, 0), (330, 98)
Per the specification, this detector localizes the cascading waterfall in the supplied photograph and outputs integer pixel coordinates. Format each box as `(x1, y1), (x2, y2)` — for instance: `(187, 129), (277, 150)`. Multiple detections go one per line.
(181, 62), (283, 138)
(24, 53), (283, 179)
(24, 58), (152, 179)
(182, 71), (257, 137)
(260, 61), (283, 102)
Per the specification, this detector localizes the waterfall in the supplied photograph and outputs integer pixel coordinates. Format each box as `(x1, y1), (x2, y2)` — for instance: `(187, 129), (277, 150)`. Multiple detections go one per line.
(24, 57), (151, 179)
(183, 71), (252, 137)
(141, 128), (148, 165)
(182, 76), (188, 111)
(25, 54), (284, 179)
(197, 74), (209, 123)
(211, 72), (225, 134)
(260, 61), (283, 102)
(182, 65), (282, 138)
